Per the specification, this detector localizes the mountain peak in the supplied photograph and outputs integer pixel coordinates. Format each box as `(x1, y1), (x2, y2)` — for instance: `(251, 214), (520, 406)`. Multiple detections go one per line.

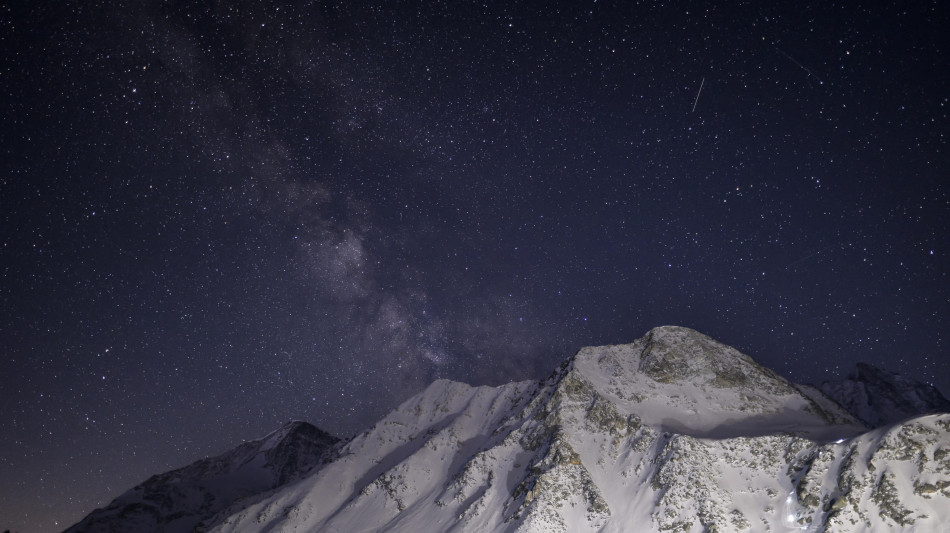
(261, 420), (337, 450)
(569, 327), (861, 439)
(637, 325), (762, 387)
(571, 325), (784, 394)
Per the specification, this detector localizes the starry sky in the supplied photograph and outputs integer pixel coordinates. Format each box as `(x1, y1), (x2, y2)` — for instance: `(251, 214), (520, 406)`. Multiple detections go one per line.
(1, 1), (948, 531)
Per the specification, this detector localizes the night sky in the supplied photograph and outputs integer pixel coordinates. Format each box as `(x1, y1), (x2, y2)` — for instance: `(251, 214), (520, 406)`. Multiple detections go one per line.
(1, 1), (948, 531)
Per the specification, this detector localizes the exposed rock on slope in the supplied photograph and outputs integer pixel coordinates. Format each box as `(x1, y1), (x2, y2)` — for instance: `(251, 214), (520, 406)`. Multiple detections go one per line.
(820, 362), (950, 428)
(64, 421), (338, 533)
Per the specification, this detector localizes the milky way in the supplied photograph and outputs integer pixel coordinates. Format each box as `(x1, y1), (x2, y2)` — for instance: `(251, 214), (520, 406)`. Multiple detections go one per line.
(1, 2), (947, 532)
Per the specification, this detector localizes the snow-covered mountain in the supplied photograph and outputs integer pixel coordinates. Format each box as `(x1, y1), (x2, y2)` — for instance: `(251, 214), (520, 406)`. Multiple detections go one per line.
(64, 421), (338, 533)
(67, 326), (950, 532)
(820, 362), (950, 428)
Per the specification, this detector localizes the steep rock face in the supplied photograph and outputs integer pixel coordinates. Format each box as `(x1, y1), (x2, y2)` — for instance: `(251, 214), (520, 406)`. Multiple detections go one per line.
(820, 362), (950, 428)
(638, 414), (950, 531)
(209, 326), (950, 532)
(798, 415), (950, 530)
(64, 421), (339, 533)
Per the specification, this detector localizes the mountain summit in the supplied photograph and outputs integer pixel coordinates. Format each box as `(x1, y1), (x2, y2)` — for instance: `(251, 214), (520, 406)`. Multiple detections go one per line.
(569, 326), (861, 440)
(67, 326), (950, 532)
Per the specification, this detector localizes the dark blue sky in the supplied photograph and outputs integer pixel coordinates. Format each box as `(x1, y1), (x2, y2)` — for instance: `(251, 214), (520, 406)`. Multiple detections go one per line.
(1, 1), (947, 531)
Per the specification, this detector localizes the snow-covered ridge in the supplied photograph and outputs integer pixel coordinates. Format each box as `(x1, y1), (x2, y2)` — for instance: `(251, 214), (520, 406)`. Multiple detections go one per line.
(67, 326), (950, 532)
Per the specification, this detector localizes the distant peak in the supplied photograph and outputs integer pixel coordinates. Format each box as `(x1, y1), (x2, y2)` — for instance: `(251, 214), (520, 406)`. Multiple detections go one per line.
(849, 362), (935, 393)
(820, 362), (950, 427)
(854, 362), (897, 379)
(259, 420), (339, 451)
(281, 420), (313, 430)
(267, 420), (314, 438)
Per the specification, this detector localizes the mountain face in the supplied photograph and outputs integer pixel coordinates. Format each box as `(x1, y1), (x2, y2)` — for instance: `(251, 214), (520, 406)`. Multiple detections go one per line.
(64, 421), (339, 533)
(67, 326), (950, 532)
(820, 362), (950, 428)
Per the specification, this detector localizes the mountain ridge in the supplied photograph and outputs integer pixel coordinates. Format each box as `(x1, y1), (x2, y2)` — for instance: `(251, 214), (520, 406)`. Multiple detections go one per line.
(65, 326), (950, 532)
(63, 420), (339, 533)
